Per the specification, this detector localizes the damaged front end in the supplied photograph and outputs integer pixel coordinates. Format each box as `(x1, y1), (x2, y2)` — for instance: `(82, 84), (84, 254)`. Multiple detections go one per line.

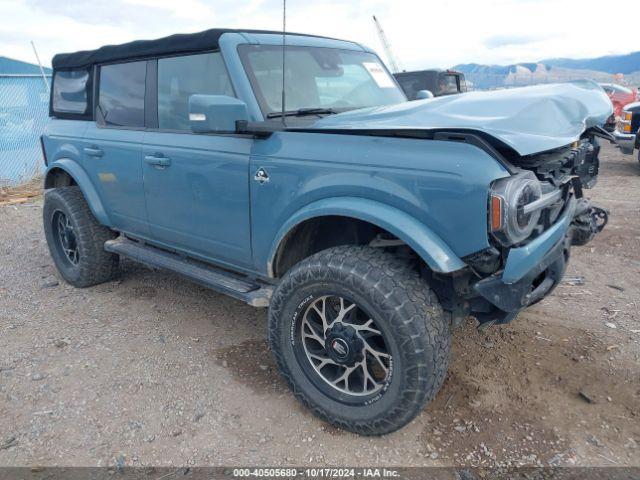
(473, 195), (607, 320)
(428, 135), (609, 328)
(309, 81), (613, 328)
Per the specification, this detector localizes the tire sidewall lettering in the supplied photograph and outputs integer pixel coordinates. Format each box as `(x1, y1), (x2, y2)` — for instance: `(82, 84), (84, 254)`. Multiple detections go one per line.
(364, 356), (394, 405)
(290, 294), (314, 346)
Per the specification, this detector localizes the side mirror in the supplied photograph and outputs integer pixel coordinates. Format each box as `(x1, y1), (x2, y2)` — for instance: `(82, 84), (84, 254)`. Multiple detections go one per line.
(415, 90), (435, 100)
(188, 95), (249, 134)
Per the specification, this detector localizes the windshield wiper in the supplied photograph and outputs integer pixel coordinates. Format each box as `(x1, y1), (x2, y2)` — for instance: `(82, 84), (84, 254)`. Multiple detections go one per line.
(266, 107), (338, 119)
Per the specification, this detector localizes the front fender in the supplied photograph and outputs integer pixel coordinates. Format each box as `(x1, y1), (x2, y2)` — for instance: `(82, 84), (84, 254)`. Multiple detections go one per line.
(45, 159), (112, 227)
(267, 197), (466, 276)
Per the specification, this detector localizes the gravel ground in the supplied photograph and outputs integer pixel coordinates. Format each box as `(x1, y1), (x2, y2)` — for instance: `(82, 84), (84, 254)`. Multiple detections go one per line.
(0, 142), (638, 468)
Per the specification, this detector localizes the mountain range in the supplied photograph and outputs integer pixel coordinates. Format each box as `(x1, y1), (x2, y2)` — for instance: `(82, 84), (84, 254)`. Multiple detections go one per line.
(452, 51), (640, 89)
(541, 51), (640, 75)
(454, 50), (640, 76)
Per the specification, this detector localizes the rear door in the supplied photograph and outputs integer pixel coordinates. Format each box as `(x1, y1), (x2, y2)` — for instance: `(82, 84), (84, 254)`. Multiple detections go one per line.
(83, 61), (148, 236)
(141, 52), (253, 268)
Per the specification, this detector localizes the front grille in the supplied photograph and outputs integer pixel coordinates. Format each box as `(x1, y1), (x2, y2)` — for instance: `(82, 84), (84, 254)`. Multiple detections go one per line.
(513, 141), (597, 241)
(516, 139), (597, 187)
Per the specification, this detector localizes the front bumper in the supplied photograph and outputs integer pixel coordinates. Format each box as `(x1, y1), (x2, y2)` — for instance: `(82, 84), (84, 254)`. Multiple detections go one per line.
(475, 232), (570, 313)
(613, 129), (636, 155)
(474, 197), (606, 316)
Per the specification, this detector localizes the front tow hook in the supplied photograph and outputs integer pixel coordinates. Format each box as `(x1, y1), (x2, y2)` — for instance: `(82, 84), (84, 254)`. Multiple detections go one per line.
(570, 198), (608, 246)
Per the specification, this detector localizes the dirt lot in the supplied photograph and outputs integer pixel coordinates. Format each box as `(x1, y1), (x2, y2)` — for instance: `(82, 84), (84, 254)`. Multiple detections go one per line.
(0, 142), (638, 468)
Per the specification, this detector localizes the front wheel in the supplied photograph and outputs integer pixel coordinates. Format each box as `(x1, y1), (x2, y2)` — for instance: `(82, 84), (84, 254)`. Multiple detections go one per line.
(268, 246), (450, 435)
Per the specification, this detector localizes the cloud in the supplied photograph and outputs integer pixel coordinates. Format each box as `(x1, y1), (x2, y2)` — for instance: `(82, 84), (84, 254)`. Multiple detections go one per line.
(24, 0), (171, 27)
(484, 34), (546, 49)
(0, 0), (631, 70)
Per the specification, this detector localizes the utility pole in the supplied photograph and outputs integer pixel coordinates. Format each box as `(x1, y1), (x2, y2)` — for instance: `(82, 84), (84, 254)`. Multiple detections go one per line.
(372, 15), (402, 73)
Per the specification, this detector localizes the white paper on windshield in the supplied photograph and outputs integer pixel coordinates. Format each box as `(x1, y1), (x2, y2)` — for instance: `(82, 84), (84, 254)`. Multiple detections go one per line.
(363, 62), (395, 88)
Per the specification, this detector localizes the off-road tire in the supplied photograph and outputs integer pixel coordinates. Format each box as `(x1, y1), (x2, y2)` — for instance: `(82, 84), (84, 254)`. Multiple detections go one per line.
(268, 245), (451, 435)
(43, 186), (119, 287)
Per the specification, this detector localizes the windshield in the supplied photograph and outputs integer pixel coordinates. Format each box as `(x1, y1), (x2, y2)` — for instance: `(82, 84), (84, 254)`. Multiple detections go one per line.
(238, 45), (406, 117)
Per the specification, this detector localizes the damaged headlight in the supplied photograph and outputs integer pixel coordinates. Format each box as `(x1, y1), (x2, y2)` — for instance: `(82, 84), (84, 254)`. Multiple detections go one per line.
(489, 172), (543, 246)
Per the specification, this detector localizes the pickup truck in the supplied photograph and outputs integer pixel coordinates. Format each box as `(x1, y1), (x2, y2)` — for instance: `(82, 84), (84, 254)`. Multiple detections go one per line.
(42, 28), (611, 435)
(600, 83), (638, 132)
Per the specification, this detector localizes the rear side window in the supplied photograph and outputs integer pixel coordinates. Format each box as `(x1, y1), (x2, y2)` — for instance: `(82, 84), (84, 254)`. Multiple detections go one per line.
(438, 74), (459, 95)
(52, 70), (89, 114)
(395, 74), (421, 100)
(98, 61), (146, 127)
(157, 52), (234, 131)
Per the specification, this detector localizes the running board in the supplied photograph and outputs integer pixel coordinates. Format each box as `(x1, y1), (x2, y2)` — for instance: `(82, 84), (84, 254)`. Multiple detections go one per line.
(104, 237), (273, 307)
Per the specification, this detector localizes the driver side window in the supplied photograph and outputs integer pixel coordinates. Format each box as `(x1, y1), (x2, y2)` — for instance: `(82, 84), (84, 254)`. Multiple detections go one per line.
(157, 52), (234, 131)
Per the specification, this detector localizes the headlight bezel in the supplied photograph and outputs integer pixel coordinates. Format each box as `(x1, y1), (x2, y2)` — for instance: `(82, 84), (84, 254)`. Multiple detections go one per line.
(489, 171), (544, 246)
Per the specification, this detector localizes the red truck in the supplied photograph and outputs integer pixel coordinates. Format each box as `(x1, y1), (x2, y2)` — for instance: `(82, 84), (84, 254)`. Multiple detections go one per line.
(600, 83), (638, 131)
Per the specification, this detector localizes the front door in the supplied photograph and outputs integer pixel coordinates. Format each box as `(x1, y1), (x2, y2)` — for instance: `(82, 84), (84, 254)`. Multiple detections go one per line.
(142, 132), (252, 267)
(141, 52), (252, 268)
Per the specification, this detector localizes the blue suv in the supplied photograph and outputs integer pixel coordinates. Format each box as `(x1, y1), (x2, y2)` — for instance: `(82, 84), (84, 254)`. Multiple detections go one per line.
(42, 28), (611, 435)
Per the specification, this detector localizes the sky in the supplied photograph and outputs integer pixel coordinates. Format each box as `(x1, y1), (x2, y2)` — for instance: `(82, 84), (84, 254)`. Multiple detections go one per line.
(0, 0), (635, 70)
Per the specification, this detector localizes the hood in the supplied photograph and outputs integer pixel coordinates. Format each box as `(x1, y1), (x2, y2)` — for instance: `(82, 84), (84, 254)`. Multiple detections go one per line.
(623, 100), (640, 112)
(308, 81), (613, 156)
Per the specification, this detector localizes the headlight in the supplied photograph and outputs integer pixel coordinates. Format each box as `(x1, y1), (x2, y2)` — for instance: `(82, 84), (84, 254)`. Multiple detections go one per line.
(489, 172), (543, 246)
(618, 110), (633, 133)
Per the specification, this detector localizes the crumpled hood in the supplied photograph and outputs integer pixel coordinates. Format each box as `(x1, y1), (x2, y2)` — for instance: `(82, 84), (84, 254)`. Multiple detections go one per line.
(308, 81), (613, 156)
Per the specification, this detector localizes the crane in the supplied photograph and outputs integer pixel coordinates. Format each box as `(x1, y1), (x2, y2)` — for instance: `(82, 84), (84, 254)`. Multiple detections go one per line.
(372, 15), (402, 73)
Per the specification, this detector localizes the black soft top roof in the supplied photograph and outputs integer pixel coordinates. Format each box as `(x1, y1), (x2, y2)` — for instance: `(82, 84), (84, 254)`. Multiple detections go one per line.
(52, 28), (332, 70)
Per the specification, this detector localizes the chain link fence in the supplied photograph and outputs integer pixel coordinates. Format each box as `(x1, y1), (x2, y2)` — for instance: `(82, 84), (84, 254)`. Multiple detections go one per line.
(0, 74), (50, 187)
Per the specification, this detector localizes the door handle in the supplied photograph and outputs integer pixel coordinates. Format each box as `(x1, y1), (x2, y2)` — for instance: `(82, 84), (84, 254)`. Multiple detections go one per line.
(144, 155), (171, 167)
(84, 146), (104, 157)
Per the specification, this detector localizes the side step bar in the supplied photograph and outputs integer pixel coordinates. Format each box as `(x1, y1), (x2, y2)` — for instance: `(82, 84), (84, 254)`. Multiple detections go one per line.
(104, 237), (273, 307)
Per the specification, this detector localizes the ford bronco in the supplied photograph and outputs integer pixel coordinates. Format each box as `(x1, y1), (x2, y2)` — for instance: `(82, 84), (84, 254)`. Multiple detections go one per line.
(42, 28), (611, 435)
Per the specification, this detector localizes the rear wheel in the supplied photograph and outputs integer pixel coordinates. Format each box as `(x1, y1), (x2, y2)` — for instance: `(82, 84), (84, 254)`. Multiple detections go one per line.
(43, 186), (119, 287)
(268, 246), (450, 435)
